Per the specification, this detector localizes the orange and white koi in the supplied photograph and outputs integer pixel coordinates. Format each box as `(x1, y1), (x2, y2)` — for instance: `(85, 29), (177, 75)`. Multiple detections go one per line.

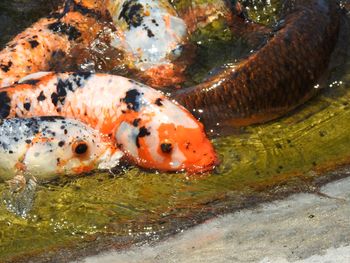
(0, 2), (105, 88)
(0, 0), (241, 88)
(0, 116), (123, 181)
(0, 72), (217, 173)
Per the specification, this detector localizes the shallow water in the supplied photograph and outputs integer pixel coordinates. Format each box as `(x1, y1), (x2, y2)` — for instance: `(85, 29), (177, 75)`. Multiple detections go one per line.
(1, 0), (350, 261)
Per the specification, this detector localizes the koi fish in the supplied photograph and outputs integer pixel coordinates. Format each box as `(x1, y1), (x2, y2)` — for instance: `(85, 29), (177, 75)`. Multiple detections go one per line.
(0, 116), (123, 181)
(73, 0), (244, 87)
(79, 0), (242, 87)
(106, 0), (189, 87)
(0, 72), (217, 173)
(0, 0), (241, 88)
(0, 0), (190, 88)
(0, 2), (105, 88)
(172, 0), (341, 130)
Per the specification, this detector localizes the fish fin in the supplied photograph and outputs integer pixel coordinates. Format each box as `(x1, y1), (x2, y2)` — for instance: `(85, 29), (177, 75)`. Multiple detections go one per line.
(4, 174), (38, 218)
(6, 174), (27, 193)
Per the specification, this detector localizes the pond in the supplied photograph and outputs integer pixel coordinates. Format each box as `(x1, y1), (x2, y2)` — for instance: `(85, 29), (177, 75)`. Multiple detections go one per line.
(1, 0), (350, 261)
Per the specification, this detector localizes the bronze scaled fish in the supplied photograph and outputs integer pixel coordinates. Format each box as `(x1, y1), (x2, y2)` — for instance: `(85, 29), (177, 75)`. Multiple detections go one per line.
(173, 0), (341, 130)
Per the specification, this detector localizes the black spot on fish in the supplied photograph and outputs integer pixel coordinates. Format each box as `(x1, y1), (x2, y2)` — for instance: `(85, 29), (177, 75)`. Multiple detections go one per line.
(21, 79), (40, 85)
(58, 141), (65, 147)
(132, 118), (141, 127)
(37, 91), (46, 101)
(28, 40), (39, 48)
(155, 98), (163, 106)
(25, 122), (32, 128)
(25, 139), (31, 144)
(51, 93), (59, 106)
(151, 19), (159, 26)
(0, 92), (11, 118)
(73, 2), (102, 19)
(51, 75), (87, 107)
(73, 72), (92, 79)
(24, 102), (31, 111)
(122, 89), (141, 111)
(147, 29), (155, 38)
(0, 61), (13, 73)
(39, 116), (64, 122)
(160, 143), (172, 154)
(51, 79), (71, 106)
(119, 0), (144, 28)
(9, 150), (13, 154)
(48, 22), (82, 41)
(64, 129), (68, 135)
(71, 72), (91, 87)
(136, 126), (150, 148)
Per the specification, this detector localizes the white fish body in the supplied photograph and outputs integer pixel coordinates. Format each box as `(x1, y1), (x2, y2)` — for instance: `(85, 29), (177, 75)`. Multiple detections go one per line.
(0, 117), (123, 181)
(108, 0), (188, 71)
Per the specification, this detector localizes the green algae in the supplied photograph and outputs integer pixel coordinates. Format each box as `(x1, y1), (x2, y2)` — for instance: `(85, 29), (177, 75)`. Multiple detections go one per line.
(1, 0), (350, 261)
(241, 0), (281, 25)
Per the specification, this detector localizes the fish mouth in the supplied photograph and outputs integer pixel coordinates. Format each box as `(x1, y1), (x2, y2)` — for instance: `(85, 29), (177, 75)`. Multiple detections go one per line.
(97, 148), (124, 170)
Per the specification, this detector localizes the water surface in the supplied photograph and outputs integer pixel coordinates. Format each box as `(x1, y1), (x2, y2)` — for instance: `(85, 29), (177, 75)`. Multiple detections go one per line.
(1, 1), (350, 261)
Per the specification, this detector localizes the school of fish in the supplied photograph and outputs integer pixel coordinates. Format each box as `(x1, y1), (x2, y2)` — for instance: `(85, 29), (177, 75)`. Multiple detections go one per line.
(0, 0), (232, 179)
(0, 0), (343, 182)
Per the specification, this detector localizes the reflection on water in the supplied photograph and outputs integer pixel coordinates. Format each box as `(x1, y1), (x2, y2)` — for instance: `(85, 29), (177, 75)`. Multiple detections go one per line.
(1, 0), (350, 261)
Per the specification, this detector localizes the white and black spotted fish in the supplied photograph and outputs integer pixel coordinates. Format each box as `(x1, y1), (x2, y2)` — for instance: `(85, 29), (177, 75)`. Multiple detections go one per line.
(109, 0), (187, 69)
(0, 117), (123, 181)
(107, 0), (189, 87)
(0, 71), (217, 173)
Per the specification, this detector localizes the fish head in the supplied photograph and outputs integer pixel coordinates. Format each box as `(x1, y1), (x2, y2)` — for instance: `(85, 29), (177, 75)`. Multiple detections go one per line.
(115, 95), (218, 173)
(23, 118), (123, 179)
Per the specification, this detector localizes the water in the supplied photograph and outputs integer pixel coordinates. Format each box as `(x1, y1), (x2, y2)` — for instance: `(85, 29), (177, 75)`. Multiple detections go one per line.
(1, 0), (350, 261)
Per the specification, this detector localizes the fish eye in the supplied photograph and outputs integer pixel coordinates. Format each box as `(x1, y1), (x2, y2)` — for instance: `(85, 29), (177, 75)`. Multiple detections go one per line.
(160, 142), (173, 154)
(72, 140), (89, 155)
